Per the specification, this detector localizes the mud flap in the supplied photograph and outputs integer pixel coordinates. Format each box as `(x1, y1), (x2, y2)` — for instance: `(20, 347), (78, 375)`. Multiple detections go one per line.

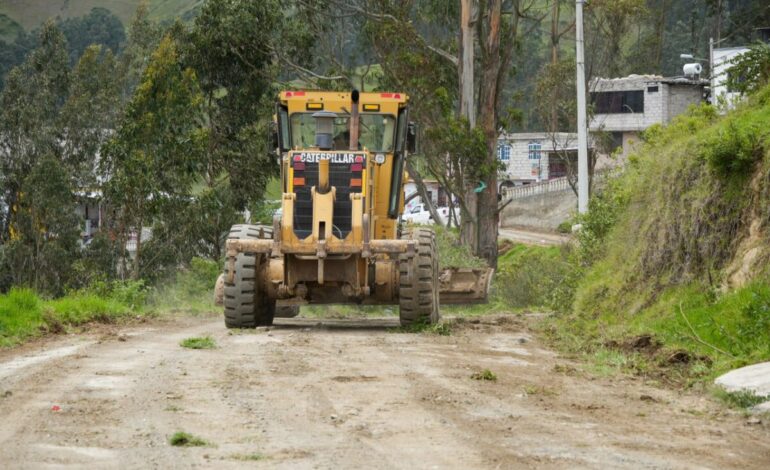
(438, 267), (495, 305)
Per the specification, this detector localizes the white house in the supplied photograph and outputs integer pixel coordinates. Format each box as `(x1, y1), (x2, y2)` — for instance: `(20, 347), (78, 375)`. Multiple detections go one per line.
(497, 132), (580, 188)
(711, 27), (770, 107)
(712, 46), (750, 107)
(589, 75), (707, 156)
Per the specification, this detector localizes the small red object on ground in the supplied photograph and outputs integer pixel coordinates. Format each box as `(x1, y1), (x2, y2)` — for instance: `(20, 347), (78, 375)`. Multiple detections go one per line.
(51, 405), (61, 411)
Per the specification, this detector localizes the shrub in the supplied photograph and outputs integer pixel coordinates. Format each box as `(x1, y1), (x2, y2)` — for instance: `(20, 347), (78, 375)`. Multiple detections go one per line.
(725, 43), (770, 96)
(701, 118), (766, 176)
(434, 225), (487, 269)
(495, 243), (575, 311)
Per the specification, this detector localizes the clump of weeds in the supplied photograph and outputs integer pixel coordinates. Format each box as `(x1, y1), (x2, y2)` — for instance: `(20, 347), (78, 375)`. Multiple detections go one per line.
(169, 431), (208, 447)
(180, 336), (216, 349)
(471, 369), (498, 381)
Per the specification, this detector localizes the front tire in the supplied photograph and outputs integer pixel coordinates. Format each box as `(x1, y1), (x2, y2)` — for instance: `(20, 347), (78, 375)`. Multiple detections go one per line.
(223, 225), (275, 328)
(398, 228), (440, 326)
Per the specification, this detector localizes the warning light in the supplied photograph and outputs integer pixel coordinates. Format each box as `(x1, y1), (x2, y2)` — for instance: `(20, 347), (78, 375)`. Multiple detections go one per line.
(354, 155), (364, 163)
(350, 163), (362, 172)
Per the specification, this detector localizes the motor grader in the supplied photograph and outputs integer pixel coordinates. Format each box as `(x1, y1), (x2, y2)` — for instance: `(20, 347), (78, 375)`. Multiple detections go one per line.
(216, 90), (492, 327)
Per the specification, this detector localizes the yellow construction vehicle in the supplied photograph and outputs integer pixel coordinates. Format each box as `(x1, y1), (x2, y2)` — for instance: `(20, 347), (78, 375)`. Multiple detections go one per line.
(216, 90), (492, 327)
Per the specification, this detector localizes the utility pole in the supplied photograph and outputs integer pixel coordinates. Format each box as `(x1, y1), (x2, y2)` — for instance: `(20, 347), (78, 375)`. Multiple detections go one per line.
(709, 37), (714, 104)
(575, 0), (589, 213)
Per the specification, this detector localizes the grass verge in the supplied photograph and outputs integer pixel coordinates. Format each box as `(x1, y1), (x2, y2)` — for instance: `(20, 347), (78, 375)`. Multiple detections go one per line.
(0, 257), (220, 349)
(0, 285), (148, 348)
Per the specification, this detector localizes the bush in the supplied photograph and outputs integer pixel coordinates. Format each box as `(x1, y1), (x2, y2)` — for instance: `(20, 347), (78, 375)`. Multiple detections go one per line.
(701, 118), (766, 176)
(725, 43), (770, 96)
(433, 225), (487, 269)
(556, 220), (573, 234)
(496, 244), (574, 311)
(149, 257), (219, 314)
(83, 279), (149, 309)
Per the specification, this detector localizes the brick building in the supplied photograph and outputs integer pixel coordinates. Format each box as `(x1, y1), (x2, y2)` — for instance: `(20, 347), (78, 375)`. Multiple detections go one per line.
(496, 132), (581, 189)
(589, 75), (708, 156)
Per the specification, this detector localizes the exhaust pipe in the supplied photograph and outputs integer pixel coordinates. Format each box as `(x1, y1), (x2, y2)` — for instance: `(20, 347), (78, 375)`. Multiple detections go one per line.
(350, 89), (360, 151)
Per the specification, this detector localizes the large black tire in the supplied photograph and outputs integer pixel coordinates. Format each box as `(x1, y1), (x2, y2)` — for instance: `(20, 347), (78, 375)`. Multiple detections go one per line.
(223, 225), (275, 328)
(398, 227), (440, 326)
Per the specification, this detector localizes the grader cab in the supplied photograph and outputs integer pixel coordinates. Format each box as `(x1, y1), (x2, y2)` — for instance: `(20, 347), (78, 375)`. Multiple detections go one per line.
(216, 90), (493, 327)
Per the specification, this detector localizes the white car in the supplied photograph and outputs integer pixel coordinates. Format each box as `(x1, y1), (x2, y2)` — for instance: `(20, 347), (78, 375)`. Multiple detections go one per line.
(403, 204), (459, 226)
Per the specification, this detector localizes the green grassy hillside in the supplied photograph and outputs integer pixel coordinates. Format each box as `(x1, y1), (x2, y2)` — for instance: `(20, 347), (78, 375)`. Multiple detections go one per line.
(553, 85), (770, 382)
(0, 0), (202, 31)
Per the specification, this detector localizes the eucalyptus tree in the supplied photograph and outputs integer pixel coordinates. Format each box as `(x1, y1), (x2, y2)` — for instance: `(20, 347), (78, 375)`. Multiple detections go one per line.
(0, 21), (77, 293)
(102, 35), (206, 279)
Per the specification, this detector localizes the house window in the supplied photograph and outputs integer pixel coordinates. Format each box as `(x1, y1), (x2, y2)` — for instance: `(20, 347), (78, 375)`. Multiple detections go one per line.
(591, 90), (645, 113)
(647, 86), (659, 93)
(497, 144), (511, 161)
(528, 141), (542, 160)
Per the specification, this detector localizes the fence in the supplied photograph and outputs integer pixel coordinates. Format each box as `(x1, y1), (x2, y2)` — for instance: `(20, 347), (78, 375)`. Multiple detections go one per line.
(500, 169), (614, 201)
(500, 177), (572, 201)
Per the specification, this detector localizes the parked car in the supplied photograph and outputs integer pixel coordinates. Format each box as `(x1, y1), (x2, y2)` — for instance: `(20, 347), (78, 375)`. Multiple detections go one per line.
(402, 204), (459, 226)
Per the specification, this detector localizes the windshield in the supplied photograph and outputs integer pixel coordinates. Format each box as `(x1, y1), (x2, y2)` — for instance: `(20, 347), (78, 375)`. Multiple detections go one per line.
(290, 113), (395, 152)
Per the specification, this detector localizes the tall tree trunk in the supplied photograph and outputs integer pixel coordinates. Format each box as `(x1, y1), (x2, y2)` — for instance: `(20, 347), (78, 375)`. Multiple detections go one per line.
(476, 0), (503, 269)
(550, 0), (561, 131)
(459, 0), (478, 250)
(132, 211), (144, 280)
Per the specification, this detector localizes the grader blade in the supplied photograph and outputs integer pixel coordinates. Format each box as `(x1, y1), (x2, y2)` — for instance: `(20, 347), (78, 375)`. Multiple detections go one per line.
(438, 267), (495, 305)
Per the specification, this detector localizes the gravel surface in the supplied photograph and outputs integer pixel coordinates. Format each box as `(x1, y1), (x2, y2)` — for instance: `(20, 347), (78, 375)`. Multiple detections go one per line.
(0, 314), (768, 469)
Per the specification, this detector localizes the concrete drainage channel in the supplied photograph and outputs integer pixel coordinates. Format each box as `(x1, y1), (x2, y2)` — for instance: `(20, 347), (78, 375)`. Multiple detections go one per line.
(716, 362), (770, 412)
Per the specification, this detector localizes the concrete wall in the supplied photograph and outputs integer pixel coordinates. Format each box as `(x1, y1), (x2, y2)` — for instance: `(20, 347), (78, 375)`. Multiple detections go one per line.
(500, 187), (577, 231)
(666, 85), (703, 121)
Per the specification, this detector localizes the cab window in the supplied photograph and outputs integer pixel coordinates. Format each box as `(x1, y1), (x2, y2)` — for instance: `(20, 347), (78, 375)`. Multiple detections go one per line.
(290, 113), (396, 152)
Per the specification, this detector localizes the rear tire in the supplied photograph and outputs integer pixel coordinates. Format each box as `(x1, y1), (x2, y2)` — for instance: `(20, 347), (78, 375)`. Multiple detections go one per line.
(223, 225), (275, 328)
(398, 227), (440, 326)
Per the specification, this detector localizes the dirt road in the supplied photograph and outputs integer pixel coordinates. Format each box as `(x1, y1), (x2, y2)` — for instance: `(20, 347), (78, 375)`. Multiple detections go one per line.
(498, 228), (570, 247)
(1, 314), (768, 469)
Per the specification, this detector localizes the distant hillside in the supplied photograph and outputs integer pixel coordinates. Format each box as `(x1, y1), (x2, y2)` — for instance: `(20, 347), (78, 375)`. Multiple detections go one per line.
(0, 13), (23, 42)
(0, 0), (202, 32)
